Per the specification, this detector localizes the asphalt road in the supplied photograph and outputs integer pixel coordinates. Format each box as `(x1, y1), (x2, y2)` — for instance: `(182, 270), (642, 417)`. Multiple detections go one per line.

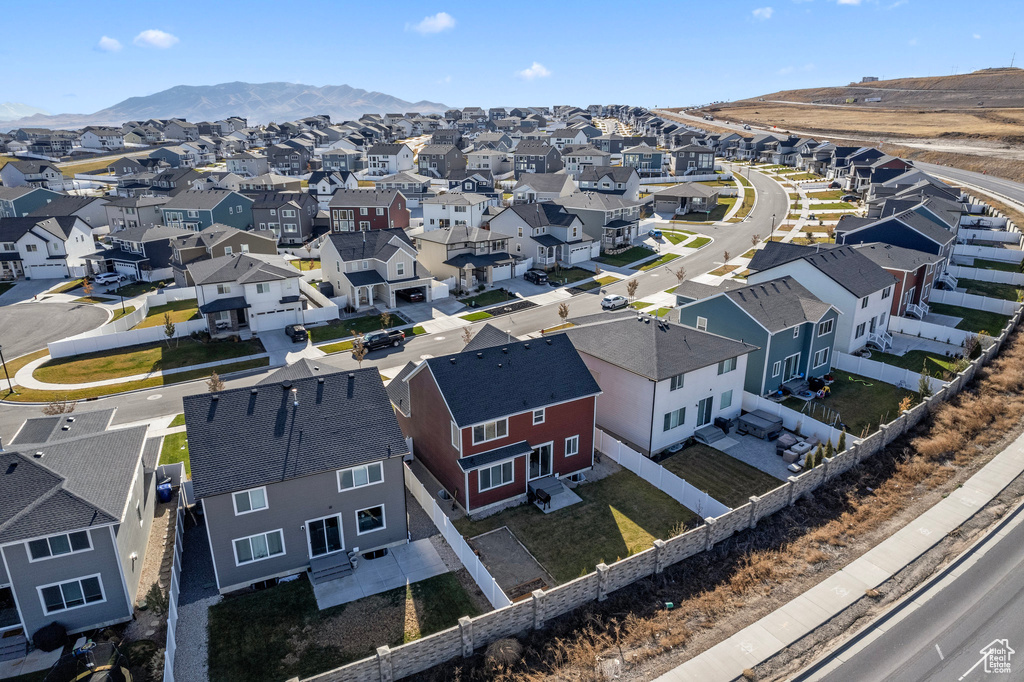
(0, 301), (109, 359)
(0, 167), (787, 442)
(800, 504), (1024, 682)
(915, 162), (1024, 206)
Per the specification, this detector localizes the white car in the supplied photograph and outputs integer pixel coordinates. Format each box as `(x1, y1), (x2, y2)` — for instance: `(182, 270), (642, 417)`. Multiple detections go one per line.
(93, 273), (124, 285)
(601, 295), (629, 310)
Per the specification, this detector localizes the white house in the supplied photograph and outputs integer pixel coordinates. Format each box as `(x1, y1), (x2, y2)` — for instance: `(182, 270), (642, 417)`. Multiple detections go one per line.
(80, 127), (124, 150)
(560, 146), (611, 179)
(564, 316), (757, 455)
(0, 161), (65, 190)
(422, 192), (490, 230)
(747, 243), (898, 353)
(365, 143), (414, 175)
(487, 202), (599, 267)
(466, 149), (511, 175)
(225, 152), (269, 177)
(321, 228), (433, 310)
(0, 216), (95, 279)
(187, 253), (306, 336)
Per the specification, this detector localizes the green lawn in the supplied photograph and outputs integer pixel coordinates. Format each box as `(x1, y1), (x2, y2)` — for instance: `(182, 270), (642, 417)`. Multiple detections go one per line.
(809, 202), (856, 210)
(0, 281), (13, 297)
(663, 229), (695, 245)
(786, 173), (824, 181)
(928, 302), (1011, 335)
(550, 267), (598, 285)
(630, 301), (652, 309)
(458, 288), (513, 307)
(970, 258), (1022, 273)
(34, 338), (265, 384)
(74, 295), (115, 304)
(660, 443), (787, 507)
(959, 278), (1021, 302)
(742, 249), (757, 259)
(134, 300), (200, 329)
(289, 258), (321, 271)
(631, 253), (680, 271)
(460, 311), (493, 321)
(672, 198), (736, 223)
(50, 278), (84, 294)
(110, 305), (137, 322)
(170, 413), (186, 427)
(308, 316), (387, 343)
(735, 173), (753, 189)
(319, 339), (354, 354)
(805, 189), (846, 200)
(454, 470), (696, 583)
(207, 573), (480, 682)
(111, 280), (172, 298)
(688, 236), (712, 249)
(870, 349), (973, 376)
(160, 431), (190, 476)
(595, 246), (656, 267)
(574, 275), (618, 292)
(783, 372), (919, 438)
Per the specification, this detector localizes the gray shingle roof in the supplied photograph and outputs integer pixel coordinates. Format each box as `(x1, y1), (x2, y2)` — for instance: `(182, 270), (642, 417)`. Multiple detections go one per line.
(852, 242), (944, 272)
(463, 323), (515, 352)
(256, 357), (346, 385)
(416, 224), (505, 245)
(162, 189), (246, 211)
(328, 189), (401, 208)
(184, 368), (408, 499)
(423, 192), (488, 206)
(327, 227), (414, 262)
(421, 334), (600, 426)
(385, 361), (418, 415)
(457, 441), (533, 472)
(554, 192), (644, 212)
(722, 276), (835, 332)
(187, 252), (300, 286)
(513, 173), (574, 194)
(113, 224), (193, 244)
(10, 409), (116, 446)
(748, 241), (897, 298)
(564, 317), (757, 381)
(27, 194), (105, 218)
(579, 166), (637, 184)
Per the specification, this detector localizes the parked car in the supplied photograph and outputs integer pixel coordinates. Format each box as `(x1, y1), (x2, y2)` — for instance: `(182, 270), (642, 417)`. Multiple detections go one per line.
(285, 324), (308, 343)
(648, 229), (663, 239)
(829, 181), (841, 189)
(743, 124), (752, 130)
(601, 294), (629, 310)
(841, 194), (859, 202)
(93, 272), (124, 285)
(523, 269), (549, 285)
(396, 287), (425, 302)
(362, 329), (405, 351)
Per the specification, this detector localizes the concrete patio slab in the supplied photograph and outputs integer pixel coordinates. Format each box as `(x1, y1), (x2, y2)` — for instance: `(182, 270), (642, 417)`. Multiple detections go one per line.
(0, 645), (61, 680)
(712, 431), (793, 480)
(312, 539), (447, 610)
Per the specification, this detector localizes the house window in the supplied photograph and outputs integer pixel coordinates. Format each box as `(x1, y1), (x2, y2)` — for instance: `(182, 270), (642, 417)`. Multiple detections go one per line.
(696, 316), (707, 331)
(355, 505), (386, 535)
(817, 319), (834, 337)
(187, 210), (199, 218)
(283, 223), (298, 233)
(721, 390), (733, 410)
(216, 284), (231, 295)
(282, 209), (296, 218)
(360, 207), (368, 215)
(241, 243), (250, 253)
(669, 374), (684, 391)
(793, 326), (800, 339)
(361, 260), (368, 270)
(338, 462), (384, 491)
(772, 361), (781, 377)
(236, 205), (242, 213)
(255, 282), (271, 294)
(533, 408), (545, 425)
(813, 348), (830, 368)
(224, 246), (233, 256)
(38, 575), (104, 615)
(451, 421), (461, 449)
(27, 531), (91, 561)
(861, 296), (869, 309)
(233, 530), (285, 565)
(856, 322), (866, 338)
(663, 408), (685, 431)
(565, 435), (579, 457)
(25, 244), (37, 252)
(517, 227), (523, 237)
(232, 487), (268, 515)
(360, 221), (370, 230)
(479, 461), (514, 492)
(472, 418), (508, 444)
(882, 286), (892, 300)
(376, 207), (384, 215)
(717, 357), (737, 374)
(396, 262), (405, 277)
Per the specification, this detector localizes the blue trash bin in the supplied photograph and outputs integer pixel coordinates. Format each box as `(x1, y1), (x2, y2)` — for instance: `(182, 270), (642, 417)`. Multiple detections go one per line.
(157, 481), (173, 503)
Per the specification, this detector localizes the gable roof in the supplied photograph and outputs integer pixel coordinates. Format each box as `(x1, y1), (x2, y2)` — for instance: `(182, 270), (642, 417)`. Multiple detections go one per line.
(462, 323), (515, 352)
(423, 192), (488, 206)
(10, 409), (116, 446)
(328, 188), (401, 208)
(162, 189), (245, 211)
(420, 333), (600, 426)
(256, 357), (346, 384)
(748, 241), (897, 297)
(186, 252), (300, 286)
(171, 224), (275, 250)
(416, 224), (505, 245)
(554, 192), (644, 212)
(184, 368), (408, 499)
(327, 227), (414, 262)
(720, 276), (835, 333)
(852, 242), (944, 272)
(564, 316), (757, 381)
(112, 224), (193, 244)
(500, 202), (580, 229)
(26, 194), (105, 218)
(513, 173), (574, 193)
(367, 143), (408, 156)
(650, 182), (717, 199)
(0, 216), (83, 243)
(579, 166), (638, 184)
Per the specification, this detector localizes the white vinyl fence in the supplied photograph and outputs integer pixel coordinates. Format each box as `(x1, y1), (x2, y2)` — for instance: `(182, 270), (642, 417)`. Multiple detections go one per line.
(947, 265), (1024, 286)
(959, 229), (1022, 245)
(163, 489), (186, 682)
(640, 173), (733, 184)
(954, 244), (1024, 264)
(832, 351), (946, 394)
(739, 393), (846, 447)
(930, 289), (1021, 316)
(403, 464), (512, 610)
(889, 315), (988, 344)
(594, 428), (730, 516)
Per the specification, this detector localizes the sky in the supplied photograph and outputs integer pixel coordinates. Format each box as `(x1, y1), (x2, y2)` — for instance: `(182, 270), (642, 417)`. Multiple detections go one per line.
(2, 0), (1021, 114)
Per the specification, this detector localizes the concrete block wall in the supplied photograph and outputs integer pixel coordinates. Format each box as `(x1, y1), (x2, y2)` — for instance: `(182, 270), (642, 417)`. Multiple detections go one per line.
(605, 548), (656, 593)
(661, 526), (706, 566)
(390, 628), (463, 679)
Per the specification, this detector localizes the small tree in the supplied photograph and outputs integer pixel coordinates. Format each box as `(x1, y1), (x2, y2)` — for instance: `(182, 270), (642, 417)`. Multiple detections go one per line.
(351, 335), (368, 369)
(380, 311), (392, 330)
(42, 395), (75, 416)
(626, 279), (639, 303)
(557, 302), (570, 325)
(918, 360), (933, 399)
(825, 225), (836, 242)
(668, 266), (686, 285)
(898, 395), (913, 413)
(304, 241), (315, 270)
(804, 229), (814, 243)
(163, 312), (176, 348)
(723, 250), (731, 262)
(751, 233), (761, 247)
(461, 326), (473, 346)
(207, 371), (225, 392)
(837, 430), (847, 453)
(594, 265), (602, 277)
(81, 278), (94, 298)
(824, 439), (834, 458)
(810, 443), (824, 468)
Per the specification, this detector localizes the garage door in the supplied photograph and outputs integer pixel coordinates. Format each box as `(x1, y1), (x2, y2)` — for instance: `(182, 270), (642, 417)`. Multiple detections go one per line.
(114, 262), (140, 279)
(25, 263), (69, 279)
(491, 264), (512, 282)
(568, 245), (590, 264)
(251, 307), (302, 332)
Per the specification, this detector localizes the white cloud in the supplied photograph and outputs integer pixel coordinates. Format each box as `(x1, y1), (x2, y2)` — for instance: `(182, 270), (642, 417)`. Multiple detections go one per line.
(133, 29), (179, 49)
(777, 63), (815, 75)
(517, 62), (552, 80)
(752, 7), (774, 20)
(408, 12), (456, 34)
(973, 33), (981, 39)
(437, 75), (452, 84)
(97, 36), (122, 52)
(837, 0), (863, 4)
(908, 37), (918, 45)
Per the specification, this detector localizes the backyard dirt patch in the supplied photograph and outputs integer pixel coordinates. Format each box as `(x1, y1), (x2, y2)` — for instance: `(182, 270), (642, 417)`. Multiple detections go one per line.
(468, 527), (556, 599)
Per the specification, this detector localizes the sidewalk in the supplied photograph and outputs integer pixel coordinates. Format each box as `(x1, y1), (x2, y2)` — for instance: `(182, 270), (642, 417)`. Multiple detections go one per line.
(655, 424), (1024, 682)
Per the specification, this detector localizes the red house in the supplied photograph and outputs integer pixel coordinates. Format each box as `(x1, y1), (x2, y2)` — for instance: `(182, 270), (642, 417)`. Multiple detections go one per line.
(328, 188), (410, 232)
(387, 334), (601, 517)
(853, 242), (944, 319)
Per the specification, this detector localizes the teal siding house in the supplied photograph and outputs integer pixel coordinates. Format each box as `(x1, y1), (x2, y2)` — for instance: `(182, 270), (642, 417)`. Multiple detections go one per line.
(160, 190), (253, 231)
(677, 276), (840, 396)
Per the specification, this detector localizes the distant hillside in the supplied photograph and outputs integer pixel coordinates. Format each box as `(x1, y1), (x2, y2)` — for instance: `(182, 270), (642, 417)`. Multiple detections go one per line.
(746, 68), (1024, 109)
(0, 82), (447, 130)
(0, 102), (49, 120)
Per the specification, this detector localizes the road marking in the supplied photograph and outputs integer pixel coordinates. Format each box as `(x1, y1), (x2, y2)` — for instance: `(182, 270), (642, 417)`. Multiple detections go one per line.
(432, 336), (445, 341)
(147, 394), (162, 400)
(936, 643), (944, 660)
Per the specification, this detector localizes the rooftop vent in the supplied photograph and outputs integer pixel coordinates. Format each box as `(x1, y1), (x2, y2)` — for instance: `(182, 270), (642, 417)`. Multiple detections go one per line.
(502, 347), (508, 354)
(545, 338), (552, 345)
(477, 353), (483, 359)
(251, 388), (258, 395)
(33, 452), (44, 459)
(282, 380), (292, 390)
(450, 358), (456, 364)
(524, 343), (530, 349)
(65, 417), (75, 422)
(211, 395), (219, 401)
(318, 377), (325, 384)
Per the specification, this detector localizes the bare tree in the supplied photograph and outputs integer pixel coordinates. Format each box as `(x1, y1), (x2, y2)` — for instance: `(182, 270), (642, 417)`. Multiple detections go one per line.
(594, 265), (602, 277)
(668, 266), (686, 285)
(42, 396), (75, 416)
(380, 311), (392, 329)
(207, 371), (225, 392)
(303, 242), (315, 270)
(461, 327), (473, 346)
(163, 312), (176, 348)
(351, 335), (368, 369)
(80, 277), (94, 298)
(825, 225), (836, 242)
(751, 233), (761, 247)
(626, 279), (639, 302)
(723, 250), (731, 262)
(557, 302), (570, 325)
(804, 229), (814, 243)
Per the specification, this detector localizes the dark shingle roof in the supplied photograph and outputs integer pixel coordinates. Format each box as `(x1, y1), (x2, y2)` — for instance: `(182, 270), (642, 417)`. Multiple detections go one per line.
(328, 189), (401, 208)
(10, 409), (116, 445)
(327, 228), (413, 262)
(853, 242), (944, 272)
(257, 358), (346, 384)
(513, 173), (573, 194)
(579, 166), (637, 184)
(463, 323), (515, 352)
(421, 334), (600, 426)
(748, 241), (897, 298)
(186, 252), (300, 286)
(564, 317), (757, 381)
(457, 441), (533, 472)
(722, 277), (834, 332)
(385, 361), (418, 415)
(185, 368), (408, 499)
(501, 202), (579, 229)
(27, 194), (104, 218)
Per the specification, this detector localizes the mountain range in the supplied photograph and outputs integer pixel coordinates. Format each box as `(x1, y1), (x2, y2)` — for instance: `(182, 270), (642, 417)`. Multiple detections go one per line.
(0, 82), (447, 130)
(0, 102), (49, 121)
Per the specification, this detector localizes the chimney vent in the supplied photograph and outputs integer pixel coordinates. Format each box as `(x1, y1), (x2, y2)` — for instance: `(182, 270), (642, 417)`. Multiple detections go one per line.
(477, 352), (483, 359)
(251, 388), (258, 395)
(318, 377), (325, 384)
(33, 452), (44, 459)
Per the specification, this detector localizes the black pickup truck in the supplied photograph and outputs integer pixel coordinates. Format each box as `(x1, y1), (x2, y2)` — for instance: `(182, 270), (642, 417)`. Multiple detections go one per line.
(361, 329), (405, 351)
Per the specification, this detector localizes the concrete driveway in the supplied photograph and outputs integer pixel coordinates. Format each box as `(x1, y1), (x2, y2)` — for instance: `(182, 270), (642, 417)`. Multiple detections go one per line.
(0, 301), (109, 359)
(258, 329), (325, 366)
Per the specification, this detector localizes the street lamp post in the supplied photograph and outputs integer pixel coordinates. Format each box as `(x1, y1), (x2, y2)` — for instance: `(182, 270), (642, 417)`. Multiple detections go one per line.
(771, 213), (777, 231)
(0, 343), (11, 394)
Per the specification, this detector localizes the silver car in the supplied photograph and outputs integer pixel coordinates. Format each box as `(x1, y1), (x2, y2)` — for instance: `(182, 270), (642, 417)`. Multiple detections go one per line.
(601, 295), (628, 310)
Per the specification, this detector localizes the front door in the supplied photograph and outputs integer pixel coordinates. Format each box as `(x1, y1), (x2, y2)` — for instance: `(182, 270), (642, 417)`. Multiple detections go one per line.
(783, 353), (800, 381)
(529, 444), (552, 480)
(307, 515), (344, 558)
(0, 585), (20, 632)
(696, 397), (713, 427)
